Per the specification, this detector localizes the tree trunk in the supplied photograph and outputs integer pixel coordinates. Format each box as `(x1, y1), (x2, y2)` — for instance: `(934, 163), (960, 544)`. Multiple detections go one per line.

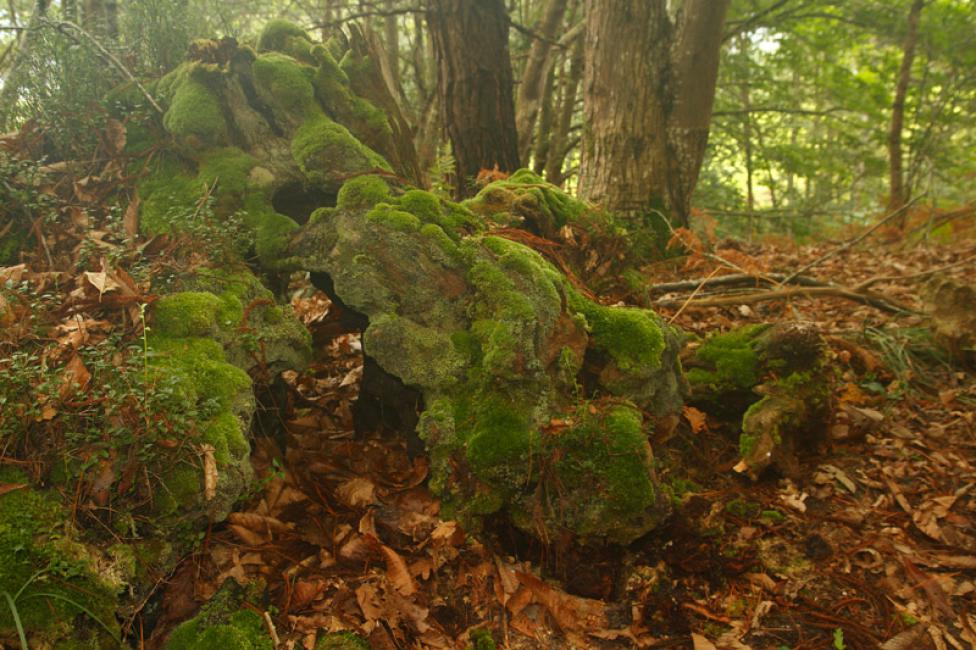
(383, 0), (401, 91)
(578, 0), (729, 227)
(0, 0), (49, 130)
(544, 34), (583, 185)
(515, 0), (569, 163)
(888, 0), (924, 224)
(427, 0), (521, 199)
(531, 64), (556, 176)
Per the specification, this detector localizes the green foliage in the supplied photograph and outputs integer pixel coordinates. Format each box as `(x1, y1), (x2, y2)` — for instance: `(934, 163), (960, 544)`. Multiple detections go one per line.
(0, 469), (118, 642)
(0, 152), (52, 264)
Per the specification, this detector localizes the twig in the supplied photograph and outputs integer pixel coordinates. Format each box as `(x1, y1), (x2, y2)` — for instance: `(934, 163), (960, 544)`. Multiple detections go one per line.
(668, 267), (720, 324)
(781, 196), (922, 284)
(40, 19), (163, 115)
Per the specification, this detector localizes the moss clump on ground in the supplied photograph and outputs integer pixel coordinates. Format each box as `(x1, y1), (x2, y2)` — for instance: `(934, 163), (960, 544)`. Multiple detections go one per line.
(685, 324), (769, 394)
(164, 582), (272, 650)
(316, 631), (371, 650)
(0, 468), (118, 644)
(511, 404), (667, 544)
(687, 323), (831, 476)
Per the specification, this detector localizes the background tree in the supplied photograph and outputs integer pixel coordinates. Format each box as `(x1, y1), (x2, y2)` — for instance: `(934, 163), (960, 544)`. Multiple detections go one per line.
(577, 0), (730, 227)
(426, 0), (520, 199)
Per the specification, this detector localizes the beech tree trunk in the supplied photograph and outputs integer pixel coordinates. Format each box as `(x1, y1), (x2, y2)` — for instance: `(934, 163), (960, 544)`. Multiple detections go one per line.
(888, 0), (924, 224)
(428, 0), (521, 199)
(578, 0), (729, 227)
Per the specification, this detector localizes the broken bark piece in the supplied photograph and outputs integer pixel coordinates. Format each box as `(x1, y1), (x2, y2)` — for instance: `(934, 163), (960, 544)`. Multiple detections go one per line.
(687, 323), (832, 477)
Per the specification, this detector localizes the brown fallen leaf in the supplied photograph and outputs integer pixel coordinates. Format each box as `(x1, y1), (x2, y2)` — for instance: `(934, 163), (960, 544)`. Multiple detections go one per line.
(380, 545), (416, 596)
(59, 354), (92, 399)
(336, 477), (379, 508)
(515, 570), (608, 635)
(683, 405), (708, 433)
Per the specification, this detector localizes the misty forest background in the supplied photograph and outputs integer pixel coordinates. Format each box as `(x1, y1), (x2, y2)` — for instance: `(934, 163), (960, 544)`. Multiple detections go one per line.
(1, 0), (973, 233)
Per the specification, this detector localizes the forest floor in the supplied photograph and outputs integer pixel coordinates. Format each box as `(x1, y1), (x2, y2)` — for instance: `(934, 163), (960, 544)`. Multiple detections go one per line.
(147, 226), (976, 650)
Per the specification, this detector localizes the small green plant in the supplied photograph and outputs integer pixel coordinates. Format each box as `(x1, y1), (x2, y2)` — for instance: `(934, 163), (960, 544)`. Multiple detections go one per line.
(833, 627), (846, 650)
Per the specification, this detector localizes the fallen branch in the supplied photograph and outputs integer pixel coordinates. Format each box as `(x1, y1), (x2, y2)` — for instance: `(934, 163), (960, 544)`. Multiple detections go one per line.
(654, 285), (915, 315)
(649, 272), (824, 295)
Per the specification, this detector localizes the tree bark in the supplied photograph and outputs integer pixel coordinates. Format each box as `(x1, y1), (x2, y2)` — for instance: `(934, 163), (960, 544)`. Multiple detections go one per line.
(888, 0), (924, 223)
(427, 0), (521, 199)
(578, 0), (729, 227)
(515, 0), (569, 163)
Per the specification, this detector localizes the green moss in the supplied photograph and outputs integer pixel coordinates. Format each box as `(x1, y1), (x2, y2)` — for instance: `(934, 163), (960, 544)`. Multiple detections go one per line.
(153, 292), (227, 337)
(0, 470), (118, 641)
(165, 604), (271, 650)
(138, 158), (201, 236)
(365, 203), (421, 232)
(569, 291), (666, 372)
(686, 324), (770, 393)
(162, 74), (227, 146)
(760, 509), (785, 523)
(420, 223), (459, 258)
(202, 412), (248, 465)
(254, 211), (300, 266)
(291, 115), (390, 188)
(725, 498), (761, 519)
(336, 175), (391, 210)
(257, 19), (309, 55)
(157, 465), (201, 516)
(364, 314), (464, 389)
(309, 207), (336, 225)
(539, 404), (663, 543)
(252, 52), (316, 117)
(316, 632), (370, 650)
(464, 395), (535, 480)
(197, 147), (257, 206)
(467, 629), (497, 650)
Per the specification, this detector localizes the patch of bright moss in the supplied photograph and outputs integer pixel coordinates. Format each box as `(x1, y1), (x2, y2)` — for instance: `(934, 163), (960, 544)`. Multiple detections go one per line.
(467, 629), (497, 650)
(523, 404), (664, 544)
(291, 115), (390, 188)
(568, 290), (666, 372)
(365, 203), (421, 232)
(315, 631), (370, 650)
(336, 175), (391, 210)
(686, 324), (770, 393)
(252, 52), (317, 117)
(162, 74), (227, 146)
(165, 597), (272, 650)
(197, 147), (257, 208)
(725, 498), (761, 519)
